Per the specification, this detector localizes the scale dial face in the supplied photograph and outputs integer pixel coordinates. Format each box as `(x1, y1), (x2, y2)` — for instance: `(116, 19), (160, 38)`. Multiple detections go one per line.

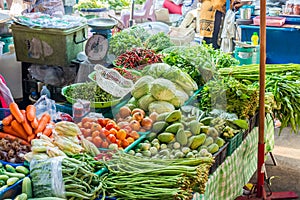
(85, 34), (109, 61)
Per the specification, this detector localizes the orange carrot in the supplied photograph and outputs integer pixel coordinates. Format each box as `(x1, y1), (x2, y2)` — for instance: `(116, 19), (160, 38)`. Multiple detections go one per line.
(3, 125), (21, 138)
(11, 120), (28, 140)
(0, 131), (30, 146)
(20, 110), (33, 136)
(35, 113), (51, 134)
(26, 105), (36, 122)
(42, 125), (53, 137)
(9, 102), (24, 123)
(31, 118), (38, 129)
(27, 134), (36, 143)
(2, 114), (14, 126)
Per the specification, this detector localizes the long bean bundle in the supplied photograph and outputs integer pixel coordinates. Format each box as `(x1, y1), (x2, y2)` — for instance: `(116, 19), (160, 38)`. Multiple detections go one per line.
(101, 152), (214, 200)
(218, 64), (300, 134)
(218, 63), (300, 81)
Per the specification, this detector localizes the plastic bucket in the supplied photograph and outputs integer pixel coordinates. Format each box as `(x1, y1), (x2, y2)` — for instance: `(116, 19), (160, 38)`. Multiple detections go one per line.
(234, 46), (260, 65)
(0, 36), (13, 54)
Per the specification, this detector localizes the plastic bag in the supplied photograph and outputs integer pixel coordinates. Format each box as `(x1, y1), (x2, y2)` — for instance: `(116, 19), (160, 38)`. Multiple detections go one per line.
(30, 157), (65, 198)
(34, 95), (57, 121)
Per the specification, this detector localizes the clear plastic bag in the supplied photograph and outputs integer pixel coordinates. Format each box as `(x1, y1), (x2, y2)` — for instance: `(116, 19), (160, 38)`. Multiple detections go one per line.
(34, 95), (57, 121)
(30, 156), (65, 198)
(94, 64), (133, 98)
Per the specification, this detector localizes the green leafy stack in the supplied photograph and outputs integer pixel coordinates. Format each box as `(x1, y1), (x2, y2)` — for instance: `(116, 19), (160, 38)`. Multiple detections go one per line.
(198, 77), (259, 120)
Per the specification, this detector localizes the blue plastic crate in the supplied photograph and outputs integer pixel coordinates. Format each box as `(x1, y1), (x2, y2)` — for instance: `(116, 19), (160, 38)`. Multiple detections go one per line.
(0, 178), (23, 199)
(0, 160), (24, 167)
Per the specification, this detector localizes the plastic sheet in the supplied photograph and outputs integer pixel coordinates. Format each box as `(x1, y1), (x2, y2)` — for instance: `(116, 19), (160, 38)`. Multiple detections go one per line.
(34, 95), (57, 121)
(30, 156), (65, 198)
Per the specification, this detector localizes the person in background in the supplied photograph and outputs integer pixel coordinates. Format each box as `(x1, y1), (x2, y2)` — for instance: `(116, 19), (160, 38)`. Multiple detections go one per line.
(163, 0), (198, 16)
(199, 0), (251, 49)
(0, 0), (13, 10)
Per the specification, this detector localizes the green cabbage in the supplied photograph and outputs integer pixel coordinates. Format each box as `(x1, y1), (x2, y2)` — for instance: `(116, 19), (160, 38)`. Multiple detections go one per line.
(142, 63), (171, 78)
(131, 76), (154, 99)
(148, 101), (175, 114)
(137, 94), (156, 111)
(169, 90), (189, 108)
(150, 78), (176, 101)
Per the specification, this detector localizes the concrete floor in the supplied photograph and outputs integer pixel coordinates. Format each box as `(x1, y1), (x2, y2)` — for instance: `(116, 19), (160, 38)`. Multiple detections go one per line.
(250, 127), (300, 199)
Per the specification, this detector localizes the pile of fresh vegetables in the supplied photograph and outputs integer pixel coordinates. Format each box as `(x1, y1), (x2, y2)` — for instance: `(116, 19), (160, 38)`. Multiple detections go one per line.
(0, 163), (29, 193)
(74, 0), (108, 10)
(162, 45), (216, 86)
(219, 64), (300, 133)
(126, 63), (198, 113)
(30, 157), (103, 199)
(77, 113), (144, 149)
(107, 0), (130, 10)
(1, 103), (53, 145)
(202, 43), (240, 69)
(64, 82), (115, 103)
(0, 138), (30, 163)
(114, 48), (163, 69)
(24, 121), (101, 162)
(144, 32), (174, 52)
(101, 152), (214, 199)
(198, 76), (259, 120)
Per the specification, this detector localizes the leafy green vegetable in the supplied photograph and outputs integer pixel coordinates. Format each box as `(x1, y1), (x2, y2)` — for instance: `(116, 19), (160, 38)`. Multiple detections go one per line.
(202, 43), (239, 69)
(197, 77), (259, 119)
(144, 32), (174, 52)
(65, 82), (114, 102)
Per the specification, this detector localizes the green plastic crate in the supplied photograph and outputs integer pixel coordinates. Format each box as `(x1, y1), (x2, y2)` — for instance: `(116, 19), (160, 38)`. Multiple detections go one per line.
(226, 132), (243, 156)
(11, 23), (87, 67)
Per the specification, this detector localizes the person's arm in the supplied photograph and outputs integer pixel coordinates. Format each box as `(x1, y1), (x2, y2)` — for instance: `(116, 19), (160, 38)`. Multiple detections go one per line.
(232, 0), (252, 10)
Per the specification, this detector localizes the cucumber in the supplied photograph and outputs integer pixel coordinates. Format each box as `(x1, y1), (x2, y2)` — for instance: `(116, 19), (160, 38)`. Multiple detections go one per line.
(7, 177), (19, 186)
(5, 164), (16, 173)
(22, 177), (33, 198)
(16, 166), (30, 175)
(0, 175), (9, 181)
(4, 171), (26, 179)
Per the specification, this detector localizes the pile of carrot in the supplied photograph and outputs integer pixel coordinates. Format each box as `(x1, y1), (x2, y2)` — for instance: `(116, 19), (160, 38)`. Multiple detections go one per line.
(1, 102), (54, 145)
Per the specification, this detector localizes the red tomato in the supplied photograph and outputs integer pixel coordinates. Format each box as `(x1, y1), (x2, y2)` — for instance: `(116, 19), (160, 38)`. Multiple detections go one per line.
(101, 128), (110, 136)
(102, 140), (109, 148)
(106, 122), (115, 130)
(92, 136), (103, 148)
(121, 139), (130, 148)
(115, 139), (122, 147)
(107, 134), (116, 143)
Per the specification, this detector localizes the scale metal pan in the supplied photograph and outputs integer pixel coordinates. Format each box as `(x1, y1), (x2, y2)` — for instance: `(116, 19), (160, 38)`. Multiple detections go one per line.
(87, 18), (117, 30)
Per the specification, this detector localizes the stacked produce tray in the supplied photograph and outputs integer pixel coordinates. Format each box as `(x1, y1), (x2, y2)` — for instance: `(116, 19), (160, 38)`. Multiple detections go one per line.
(226, 132), (243, 156)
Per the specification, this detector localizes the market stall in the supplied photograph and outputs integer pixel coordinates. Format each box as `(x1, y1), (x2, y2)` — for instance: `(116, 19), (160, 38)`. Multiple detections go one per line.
(0, 4), (299, 199)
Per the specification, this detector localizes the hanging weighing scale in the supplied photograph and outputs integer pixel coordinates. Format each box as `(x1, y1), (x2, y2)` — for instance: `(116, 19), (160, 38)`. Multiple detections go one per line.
(85, 18), (117, 64)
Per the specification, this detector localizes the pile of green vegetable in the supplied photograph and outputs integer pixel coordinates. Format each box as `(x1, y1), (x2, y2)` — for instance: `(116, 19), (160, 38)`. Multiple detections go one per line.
(219, 64), (300, 133)
(202, 43), (239, 69)
(64, 82), (114, 103)
(101, 152), (214, 199)
(144, 32), (174, 52)
(30, 157), (104, 199)
(198, 76), (259, 120)
(0, 163), (29, 193)
(162, 45), (216, 86)
(125, 63), (198, 112)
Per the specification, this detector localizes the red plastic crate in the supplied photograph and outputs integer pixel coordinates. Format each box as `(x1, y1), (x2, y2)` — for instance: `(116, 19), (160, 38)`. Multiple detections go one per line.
(253, 16), (286, 27)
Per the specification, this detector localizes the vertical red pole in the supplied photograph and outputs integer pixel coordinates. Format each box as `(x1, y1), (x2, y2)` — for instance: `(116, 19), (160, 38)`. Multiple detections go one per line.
(257, 0), (267, 197)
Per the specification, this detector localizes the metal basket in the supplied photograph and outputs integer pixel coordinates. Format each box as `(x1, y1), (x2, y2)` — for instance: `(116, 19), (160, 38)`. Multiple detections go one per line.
(94, 64), (134, 98)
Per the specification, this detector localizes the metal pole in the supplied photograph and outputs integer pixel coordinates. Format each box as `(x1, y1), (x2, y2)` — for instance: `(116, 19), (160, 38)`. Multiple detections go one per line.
(129, 0), (135, 27)
(257, 0), (266, 197)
